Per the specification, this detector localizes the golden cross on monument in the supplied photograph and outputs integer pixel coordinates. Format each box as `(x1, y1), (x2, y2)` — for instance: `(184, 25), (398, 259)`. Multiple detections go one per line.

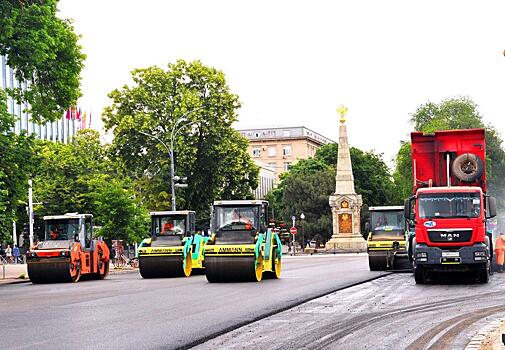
(336, 105), (348, 124)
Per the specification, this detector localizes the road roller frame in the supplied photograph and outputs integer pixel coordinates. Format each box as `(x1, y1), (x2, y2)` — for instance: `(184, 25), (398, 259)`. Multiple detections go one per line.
(26, 213), (110, 283)
(367, 206), (411, 271)
(204, 200), (282, 283)
(138, 210), (208, 278)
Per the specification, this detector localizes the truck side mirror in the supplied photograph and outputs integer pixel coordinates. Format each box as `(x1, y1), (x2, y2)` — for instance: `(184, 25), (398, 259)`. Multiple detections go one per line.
(404, 196), (415, 220)
(404, 199), (410, 219)
(486, 196), (497, 219)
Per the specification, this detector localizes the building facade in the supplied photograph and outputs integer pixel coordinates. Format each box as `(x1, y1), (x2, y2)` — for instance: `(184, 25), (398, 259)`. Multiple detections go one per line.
(1, 55), (79, 142)
(238, 126), (334, 179)
(253, 160), (276, 199)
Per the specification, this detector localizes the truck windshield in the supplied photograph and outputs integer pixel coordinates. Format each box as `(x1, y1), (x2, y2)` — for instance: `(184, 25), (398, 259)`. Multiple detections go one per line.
(152, 215), (186, 236)
(214, 206), (260, 231)
(418, 192), (481, 219)
(45, 219), (79, 240)
(371, 211), (404, 231)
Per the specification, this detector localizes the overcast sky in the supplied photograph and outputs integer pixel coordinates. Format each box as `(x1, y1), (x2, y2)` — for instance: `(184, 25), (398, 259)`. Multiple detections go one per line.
(57, 0), (505, 166)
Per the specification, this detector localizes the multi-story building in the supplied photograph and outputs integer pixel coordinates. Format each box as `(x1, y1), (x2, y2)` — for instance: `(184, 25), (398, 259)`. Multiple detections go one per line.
(253, 160), (276, 200)
(1, 55), (79, 142)
(239, 126), (334, 179)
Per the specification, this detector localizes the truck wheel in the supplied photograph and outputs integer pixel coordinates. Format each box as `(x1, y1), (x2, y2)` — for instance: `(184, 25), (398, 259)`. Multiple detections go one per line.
(414, 265), (425, 284)
(478, 265), (490, 284)
(452, 153), (484, 182)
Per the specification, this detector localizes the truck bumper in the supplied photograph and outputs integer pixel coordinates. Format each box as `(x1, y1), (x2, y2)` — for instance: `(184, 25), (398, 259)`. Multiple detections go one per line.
(414, 243), (488, 272)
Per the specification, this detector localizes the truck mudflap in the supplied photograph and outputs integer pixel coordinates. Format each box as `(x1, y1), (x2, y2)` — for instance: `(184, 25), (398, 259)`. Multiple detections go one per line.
(414, 243), (489, 271)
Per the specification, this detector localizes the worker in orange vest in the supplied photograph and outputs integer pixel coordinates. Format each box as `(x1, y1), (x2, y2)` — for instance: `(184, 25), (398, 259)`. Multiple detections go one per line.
(494, 232), (505, 273)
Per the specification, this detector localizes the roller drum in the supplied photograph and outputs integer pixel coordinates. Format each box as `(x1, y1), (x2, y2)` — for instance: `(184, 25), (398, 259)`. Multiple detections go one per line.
(205, 256), (260, 282)
(28, 259), (79, 283)
(368, 254), (388, 271)
(139, 255), (186, 278)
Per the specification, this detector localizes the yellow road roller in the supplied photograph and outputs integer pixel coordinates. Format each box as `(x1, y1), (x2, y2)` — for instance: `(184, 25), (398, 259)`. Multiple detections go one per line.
(367, 206), (410, 271)
(138, 211), (208, 278)
(204, 200), (282, 282)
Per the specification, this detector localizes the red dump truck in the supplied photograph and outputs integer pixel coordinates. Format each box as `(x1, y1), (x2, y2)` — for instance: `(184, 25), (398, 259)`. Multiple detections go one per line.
(405, 128), (497, 284)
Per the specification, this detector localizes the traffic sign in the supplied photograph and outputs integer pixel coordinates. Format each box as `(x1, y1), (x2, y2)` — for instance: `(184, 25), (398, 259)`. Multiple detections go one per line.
(290, 227), (297, 235)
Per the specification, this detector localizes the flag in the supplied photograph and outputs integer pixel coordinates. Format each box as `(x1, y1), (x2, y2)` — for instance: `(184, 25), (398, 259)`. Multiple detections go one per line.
(71, 106), (76, 120)
(88, 111), (92, 128)
(76, 107), (81, 120)
(65, 108), (71, 120)
(81, 111), (87, 129)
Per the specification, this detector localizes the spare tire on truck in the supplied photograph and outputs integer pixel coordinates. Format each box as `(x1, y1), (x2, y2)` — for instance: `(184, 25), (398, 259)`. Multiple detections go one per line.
(452, 153), (484, 182)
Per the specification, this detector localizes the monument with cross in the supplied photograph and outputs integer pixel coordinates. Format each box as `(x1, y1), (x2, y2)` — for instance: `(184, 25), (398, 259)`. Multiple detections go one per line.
(325, 106), (367, 252)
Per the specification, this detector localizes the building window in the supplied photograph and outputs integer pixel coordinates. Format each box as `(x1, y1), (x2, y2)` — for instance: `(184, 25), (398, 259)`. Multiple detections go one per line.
(267, 146), (276, 157)
(282, 145), (292, 157)
(283, 130), (291, 137)
(283, 162), (292, 171)
(254, 132), (260, 138)
(252, 148), (261, 157)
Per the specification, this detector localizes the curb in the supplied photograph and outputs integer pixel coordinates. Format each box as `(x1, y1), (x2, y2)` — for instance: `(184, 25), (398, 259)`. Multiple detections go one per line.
(0, 268), (139, 286)
(465, 317), (505, 349)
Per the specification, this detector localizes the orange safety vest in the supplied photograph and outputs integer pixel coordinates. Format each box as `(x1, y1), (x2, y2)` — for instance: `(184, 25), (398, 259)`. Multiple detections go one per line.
(494, 235), (505, 252)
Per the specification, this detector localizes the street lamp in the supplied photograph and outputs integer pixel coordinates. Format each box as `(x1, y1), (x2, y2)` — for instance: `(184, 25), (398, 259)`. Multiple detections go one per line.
(139, 107), (203, 211)
(300, 213), (305, 252)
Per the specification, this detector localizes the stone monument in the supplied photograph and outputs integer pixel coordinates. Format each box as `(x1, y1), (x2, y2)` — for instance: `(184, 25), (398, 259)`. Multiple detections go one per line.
(325, 106), (367, 252)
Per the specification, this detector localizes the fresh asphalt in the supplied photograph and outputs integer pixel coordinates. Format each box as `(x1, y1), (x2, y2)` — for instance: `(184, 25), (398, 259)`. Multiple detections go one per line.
(196, 271), (505, 350)
(0, 254), (385, 350)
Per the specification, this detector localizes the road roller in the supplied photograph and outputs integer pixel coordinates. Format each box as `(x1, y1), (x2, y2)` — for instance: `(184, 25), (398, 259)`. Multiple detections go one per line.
(137, 211), (208, 278)
(26, 213), (110, 283)
(204, 200), (282, 283)
(367, 206), (411, 271)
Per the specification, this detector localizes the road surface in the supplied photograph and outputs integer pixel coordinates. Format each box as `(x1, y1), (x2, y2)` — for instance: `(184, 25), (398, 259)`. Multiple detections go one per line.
(197, 272), (505, 349)
(0, 254), (382, 350)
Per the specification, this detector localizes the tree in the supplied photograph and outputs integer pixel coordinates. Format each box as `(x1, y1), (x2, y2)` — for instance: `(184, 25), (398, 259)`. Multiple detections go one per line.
(0, 0), (85, 123)
(268, 143), (397, 243)
(280, 170), (335, 243)
(0, 90), (37, 243)
(102, 60), (258, 225)
(32, 130), (149, 243)
(393, 97), (505, 211)
(88, 176), (150, 243)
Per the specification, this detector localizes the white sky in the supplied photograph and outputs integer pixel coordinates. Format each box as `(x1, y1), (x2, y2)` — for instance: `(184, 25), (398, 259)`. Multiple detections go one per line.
(58, 0), (505, 166)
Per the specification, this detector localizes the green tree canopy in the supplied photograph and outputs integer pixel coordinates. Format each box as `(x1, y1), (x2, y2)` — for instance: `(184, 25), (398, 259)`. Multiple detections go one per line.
(393, 97), (505, 209)
(32, 130), (149, 243)
(102, 60), (258, 225)
(0, 90), (37, 243)
(267, 143), (397, 243)
(0, 0), (85, 123)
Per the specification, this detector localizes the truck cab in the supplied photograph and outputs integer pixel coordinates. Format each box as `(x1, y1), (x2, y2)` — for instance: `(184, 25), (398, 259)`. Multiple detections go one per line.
(210, 200), (268, 244)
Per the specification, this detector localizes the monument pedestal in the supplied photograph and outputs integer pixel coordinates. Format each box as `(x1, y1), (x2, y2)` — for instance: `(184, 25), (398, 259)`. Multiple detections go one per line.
(325, 235), (367, 252)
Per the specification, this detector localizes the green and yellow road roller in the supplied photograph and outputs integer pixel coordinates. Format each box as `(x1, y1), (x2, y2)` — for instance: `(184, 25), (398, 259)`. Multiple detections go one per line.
(204, 200), (282, 282)
(138, 211), (208, 278)
(367, 206), (410, 271)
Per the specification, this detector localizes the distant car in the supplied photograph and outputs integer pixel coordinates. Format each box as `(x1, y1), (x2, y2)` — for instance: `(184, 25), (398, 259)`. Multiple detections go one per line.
(308, 240), (317, 248)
